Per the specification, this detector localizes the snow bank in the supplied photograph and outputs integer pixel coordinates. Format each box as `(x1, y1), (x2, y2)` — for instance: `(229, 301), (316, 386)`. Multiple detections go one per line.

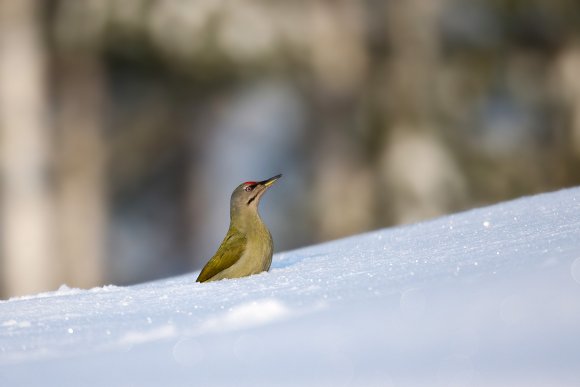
(1, 187), (580, 386)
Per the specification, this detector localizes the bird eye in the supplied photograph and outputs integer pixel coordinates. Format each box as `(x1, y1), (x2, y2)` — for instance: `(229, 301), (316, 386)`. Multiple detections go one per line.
(244, 185), (252, 192)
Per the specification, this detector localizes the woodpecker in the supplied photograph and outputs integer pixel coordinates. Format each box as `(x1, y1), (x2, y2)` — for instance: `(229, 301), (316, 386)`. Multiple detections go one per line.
(196, 174), (281, 282)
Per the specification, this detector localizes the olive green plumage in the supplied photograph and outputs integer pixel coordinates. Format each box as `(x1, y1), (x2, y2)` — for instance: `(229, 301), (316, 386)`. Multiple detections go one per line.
(196, 174), (281, 283)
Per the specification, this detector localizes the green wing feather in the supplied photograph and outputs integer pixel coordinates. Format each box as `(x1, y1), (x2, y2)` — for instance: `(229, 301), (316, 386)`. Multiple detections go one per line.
(196, 227), (247, 282)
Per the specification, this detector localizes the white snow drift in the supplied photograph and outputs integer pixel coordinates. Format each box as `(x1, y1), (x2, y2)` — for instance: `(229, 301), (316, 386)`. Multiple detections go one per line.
(1, 187), (580, 387)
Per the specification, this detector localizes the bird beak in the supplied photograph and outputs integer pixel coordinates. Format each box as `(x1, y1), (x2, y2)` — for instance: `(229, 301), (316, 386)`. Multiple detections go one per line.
(259, 174), (282, 188)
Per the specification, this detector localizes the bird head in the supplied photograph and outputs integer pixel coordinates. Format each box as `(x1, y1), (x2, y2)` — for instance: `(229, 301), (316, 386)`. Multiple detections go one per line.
(230, 174), (282, 219)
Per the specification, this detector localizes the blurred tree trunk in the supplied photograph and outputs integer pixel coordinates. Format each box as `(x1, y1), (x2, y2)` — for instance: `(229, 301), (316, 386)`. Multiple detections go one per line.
(308, 0), (375, 241)
(380, 0), (467, 224)
(53, 53), (107, 289)
(0, 0), (57, 297)
(543, 42), (580, 192)
(553, 43), (580, 165)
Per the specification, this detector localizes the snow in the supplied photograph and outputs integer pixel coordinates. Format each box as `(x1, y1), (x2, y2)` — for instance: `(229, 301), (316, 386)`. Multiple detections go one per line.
(1, 187), (580, 386)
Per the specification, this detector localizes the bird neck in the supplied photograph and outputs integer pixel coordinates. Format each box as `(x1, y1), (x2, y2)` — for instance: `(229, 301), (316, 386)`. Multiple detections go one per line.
(230, 205), (265, 234)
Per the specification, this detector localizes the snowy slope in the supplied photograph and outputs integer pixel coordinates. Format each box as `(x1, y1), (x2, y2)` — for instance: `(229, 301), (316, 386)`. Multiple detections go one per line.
(1, 188), (580, 387)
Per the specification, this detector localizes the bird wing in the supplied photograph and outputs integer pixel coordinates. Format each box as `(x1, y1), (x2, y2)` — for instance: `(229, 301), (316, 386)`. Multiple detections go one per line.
(196, 228), (247, 282)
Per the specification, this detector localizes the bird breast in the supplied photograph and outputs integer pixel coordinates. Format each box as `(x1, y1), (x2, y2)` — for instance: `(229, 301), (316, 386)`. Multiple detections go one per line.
(238, 223), (273, 274)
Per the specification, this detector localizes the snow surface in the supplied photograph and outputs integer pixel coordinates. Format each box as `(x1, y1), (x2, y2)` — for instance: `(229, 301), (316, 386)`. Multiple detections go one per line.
(1, 188), (580, 387)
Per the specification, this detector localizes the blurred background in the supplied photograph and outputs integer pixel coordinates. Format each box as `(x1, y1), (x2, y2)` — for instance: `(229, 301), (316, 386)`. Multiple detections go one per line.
(1, 0), (580, 299)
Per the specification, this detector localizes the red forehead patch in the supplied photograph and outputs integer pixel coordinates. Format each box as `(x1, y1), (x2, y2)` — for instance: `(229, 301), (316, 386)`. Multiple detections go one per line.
(243, 181), (257, 186)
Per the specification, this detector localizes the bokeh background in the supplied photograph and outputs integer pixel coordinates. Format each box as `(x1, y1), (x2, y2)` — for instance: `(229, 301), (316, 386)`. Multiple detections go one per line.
(1, 0), (580, 299)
